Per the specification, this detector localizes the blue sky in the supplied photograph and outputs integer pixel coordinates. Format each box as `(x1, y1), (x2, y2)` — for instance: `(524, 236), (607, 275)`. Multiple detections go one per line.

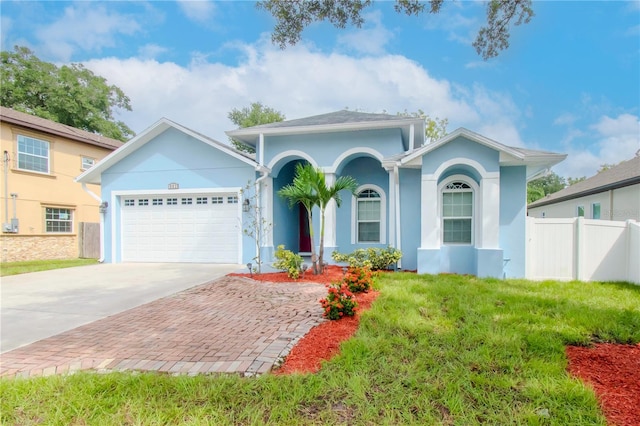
(1, 0), (639, 179)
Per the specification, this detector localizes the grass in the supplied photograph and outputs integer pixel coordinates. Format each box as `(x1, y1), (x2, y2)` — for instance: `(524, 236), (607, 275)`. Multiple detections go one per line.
(1, 273), (639, 425)
(0, 258), (99, 276)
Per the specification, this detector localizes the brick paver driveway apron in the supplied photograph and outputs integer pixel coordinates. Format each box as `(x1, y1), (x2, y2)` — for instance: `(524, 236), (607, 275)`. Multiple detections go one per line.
(0, 276), (326, 378)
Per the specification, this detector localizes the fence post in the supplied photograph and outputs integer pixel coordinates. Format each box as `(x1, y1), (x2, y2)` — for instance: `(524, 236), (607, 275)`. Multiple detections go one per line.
(575, 217), (584, 281)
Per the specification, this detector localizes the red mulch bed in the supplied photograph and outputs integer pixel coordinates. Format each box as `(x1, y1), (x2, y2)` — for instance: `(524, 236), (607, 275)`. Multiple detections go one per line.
(232, 267), (639, 425)
(231, 265), (379, 374)
(566, 344), (640, 426)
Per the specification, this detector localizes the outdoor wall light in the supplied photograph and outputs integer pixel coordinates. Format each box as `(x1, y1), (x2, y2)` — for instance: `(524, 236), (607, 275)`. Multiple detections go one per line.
(246, 262), (253, 277)
(242, 199), (250, 212)
(99, 201), (109, 214)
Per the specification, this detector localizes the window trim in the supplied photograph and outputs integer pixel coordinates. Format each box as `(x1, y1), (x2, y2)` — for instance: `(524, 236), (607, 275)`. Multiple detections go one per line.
(81, 156), (95, 171)
(17, 134), (50, 174)
(438, 175), (478, 246)
(351, 184), (386, 244)
(44, 206), (74, 234)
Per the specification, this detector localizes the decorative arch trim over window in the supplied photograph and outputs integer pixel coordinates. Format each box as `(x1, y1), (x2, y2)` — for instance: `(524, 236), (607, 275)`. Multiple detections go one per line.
(351, 184), (386, 244)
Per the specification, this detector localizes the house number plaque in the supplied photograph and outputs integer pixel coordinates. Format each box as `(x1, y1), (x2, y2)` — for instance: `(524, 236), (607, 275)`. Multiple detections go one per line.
(168, 182), (179, 190)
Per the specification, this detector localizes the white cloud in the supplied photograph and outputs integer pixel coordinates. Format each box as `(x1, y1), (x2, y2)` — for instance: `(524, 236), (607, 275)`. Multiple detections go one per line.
(337, 10), (394, 55)
(84, 39), (525, 150)
(176, 0), (216, 24)
(553, 113), (577, 126)
(35, 4), (141, 61)
(137, 44), (169, 60)
(554, 113), (640, 178)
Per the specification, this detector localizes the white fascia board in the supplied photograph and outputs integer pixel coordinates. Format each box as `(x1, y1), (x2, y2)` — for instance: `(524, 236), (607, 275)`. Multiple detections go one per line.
(226, 117), (424, 143)
(76, 118), (258, 185)
(76, 118), (172, 185)
(400, 128), (526, 167)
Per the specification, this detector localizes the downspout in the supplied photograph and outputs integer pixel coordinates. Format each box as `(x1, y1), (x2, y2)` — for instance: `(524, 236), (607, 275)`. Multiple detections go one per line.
(3, 151), (9, 230)
(394, 164), (402, 269)
(81, 183), (105, 263)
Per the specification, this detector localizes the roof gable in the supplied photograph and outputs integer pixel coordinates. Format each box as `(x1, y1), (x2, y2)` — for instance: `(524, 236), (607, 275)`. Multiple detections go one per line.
(528, 156), (640, 208)
(0, 106), (124, 150)
(76, 118), (257, 185)
(398, 128), (566, 179)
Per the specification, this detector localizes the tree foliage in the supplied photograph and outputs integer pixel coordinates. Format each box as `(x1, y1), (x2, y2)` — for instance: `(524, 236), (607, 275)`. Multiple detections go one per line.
(278, 163), (358, 274)
(228, 102), (286, 153)
(397, 109), (448, 143)
(257, 0), (534, 60)
(527, 171), (565, 204)
(1, 46), (134, 141)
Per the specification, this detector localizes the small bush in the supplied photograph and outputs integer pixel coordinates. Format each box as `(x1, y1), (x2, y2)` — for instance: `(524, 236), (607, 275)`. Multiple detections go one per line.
(320, 282), (358, 320)
(332, 247), (402, 270)
(343, 267), (373, 293)
(273, 244), (303, 279)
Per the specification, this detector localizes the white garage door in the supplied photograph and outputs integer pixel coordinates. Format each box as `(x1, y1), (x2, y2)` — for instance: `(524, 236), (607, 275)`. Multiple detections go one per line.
(121, 193), (240, 263)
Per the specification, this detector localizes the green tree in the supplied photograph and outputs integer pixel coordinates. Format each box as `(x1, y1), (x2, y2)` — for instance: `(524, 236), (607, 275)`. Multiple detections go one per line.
(257, 0), (534, 60)
(527, 171), (565, 203)
(228, 102), (286, 153)
(566, 176), (586, 186)
(1, 46), (134, 141)
(278, 163), (358, 274)
(397, 109), (448, 143)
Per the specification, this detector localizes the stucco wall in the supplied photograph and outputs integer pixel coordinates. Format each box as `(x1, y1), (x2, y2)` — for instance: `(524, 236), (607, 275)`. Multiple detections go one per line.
(500, 166), (527, 278)
(0, 234), (77, 262)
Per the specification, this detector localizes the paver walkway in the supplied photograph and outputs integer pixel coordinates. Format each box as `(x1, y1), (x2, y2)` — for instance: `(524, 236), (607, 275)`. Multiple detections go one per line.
(0, 276), (326, 378)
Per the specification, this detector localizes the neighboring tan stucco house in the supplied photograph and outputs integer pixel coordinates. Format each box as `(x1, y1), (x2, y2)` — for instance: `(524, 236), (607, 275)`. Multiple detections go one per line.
(77, 110), (565, 278)
(0, 107), (123, 262)
(528, 156), (640, 222)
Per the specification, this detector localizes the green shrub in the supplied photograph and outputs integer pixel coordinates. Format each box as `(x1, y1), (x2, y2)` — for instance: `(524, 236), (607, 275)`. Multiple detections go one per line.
(332, 247), (402, 270)
(273, 245), (303, 279)
(319, 282), (358, 320)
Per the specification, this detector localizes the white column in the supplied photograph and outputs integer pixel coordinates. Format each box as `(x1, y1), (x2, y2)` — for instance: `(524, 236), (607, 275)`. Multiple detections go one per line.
(259, 133), (265, 166)
(421, 175), (439, 249)
(324, 173), (337, 247)
(387, 167), (396, 247)
(261, 176), (274, 247)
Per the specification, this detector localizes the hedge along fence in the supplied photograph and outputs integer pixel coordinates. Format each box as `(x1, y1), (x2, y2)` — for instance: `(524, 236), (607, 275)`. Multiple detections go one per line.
(526, 217), (640, 284)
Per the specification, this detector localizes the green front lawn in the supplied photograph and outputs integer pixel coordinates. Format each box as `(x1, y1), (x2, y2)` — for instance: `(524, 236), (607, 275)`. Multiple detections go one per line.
(0, 258), (98, 277)
(2, 274), (639, 425)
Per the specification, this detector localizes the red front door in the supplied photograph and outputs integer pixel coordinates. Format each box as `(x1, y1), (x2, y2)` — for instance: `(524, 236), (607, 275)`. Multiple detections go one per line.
(299, 204), (312, 253)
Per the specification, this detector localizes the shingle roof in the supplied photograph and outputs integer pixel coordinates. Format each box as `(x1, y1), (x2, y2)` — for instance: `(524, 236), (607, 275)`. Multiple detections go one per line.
(240, 110), (414, 130)
(0, 106), (124, 150)
(528, 156), (640, 208)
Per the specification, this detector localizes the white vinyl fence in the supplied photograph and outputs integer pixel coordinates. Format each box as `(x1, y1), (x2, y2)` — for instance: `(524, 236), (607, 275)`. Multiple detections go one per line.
(526, 217), (640, 284)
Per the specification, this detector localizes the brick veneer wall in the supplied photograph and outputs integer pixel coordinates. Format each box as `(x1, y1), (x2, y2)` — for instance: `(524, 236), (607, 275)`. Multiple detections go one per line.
(0, 235), (78, 263)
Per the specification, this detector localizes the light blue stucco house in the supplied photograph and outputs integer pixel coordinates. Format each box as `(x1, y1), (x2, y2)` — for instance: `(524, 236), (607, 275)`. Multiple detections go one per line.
(76, 110), (565, 278)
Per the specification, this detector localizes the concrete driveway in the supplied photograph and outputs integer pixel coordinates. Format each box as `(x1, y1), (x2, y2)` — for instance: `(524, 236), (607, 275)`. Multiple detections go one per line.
(0, 263), (240, 353)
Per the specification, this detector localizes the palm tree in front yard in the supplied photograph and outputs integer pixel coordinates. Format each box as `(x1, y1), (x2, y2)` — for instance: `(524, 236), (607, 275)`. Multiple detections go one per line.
(278, 163), (357, 274)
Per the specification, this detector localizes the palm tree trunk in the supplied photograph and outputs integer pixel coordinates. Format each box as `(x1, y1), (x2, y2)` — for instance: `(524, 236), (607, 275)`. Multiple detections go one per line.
(318, 207), (325, 274)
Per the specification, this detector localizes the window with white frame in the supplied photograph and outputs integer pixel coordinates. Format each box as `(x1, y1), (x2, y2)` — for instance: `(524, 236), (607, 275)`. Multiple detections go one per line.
(45, 207), (73, 233)
(592, 203), (601, 219)
(442, 181), (473, 244)
(81, 156), (95, 171)
(18, 135), (50, 173)
(356, 189), (381, 243)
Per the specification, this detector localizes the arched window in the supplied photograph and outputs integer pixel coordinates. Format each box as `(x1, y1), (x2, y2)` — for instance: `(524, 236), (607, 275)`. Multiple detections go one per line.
(357, 189), (381, 243)
(442, 181), (473, 244)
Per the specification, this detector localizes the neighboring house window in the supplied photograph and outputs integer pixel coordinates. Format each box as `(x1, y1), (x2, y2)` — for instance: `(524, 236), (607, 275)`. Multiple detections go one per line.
(356, 189), (381, 242)
(442, 181), (473, 244)
(81, 156), (95, 171)
(45, 207), (72, 233)
(542, 212), (546, 218)
(577, 205), (585, 217)
(592, 203), (601, 219)
(17, 135), (49, 173)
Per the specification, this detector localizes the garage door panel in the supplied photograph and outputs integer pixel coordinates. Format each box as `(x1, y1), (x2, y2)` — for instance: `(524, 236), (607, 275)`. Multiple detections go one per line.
(121, 192), (240, 263)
